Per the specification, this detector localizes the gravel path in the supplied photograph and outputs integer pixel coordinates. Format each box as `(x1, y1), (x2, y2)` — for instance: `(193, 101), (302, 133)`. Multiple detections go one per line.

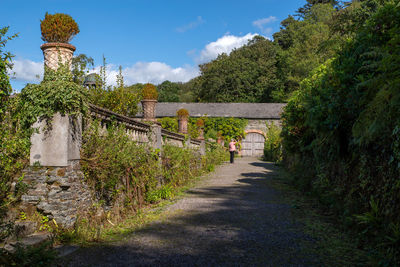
(62, 158), (320, 266)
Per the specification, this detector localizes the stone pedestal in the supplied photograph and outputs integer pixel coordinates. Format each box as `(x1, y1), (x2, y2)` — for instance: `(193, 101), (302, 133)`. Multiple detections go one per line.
(150, 124), (162, 150)
(30, 113), (81, 167)
(199, 140), (206, 156)
(141, 99), (157, 121)
(178, 117), (188, 134)
(198, 128), (205, 140)
(40, 42), (76, 71)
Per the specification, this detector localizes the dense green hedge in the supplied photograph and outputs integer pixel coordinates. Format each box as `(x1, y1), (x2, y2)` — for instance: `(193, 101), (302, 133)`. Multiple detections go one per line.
(281, 2), (400, 265)
(263, 122), (282, 162)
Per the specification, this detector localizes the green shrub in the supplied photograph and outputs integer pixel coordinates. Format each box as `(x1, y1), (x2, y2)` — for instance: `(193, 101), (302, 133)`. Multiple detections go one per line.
(40, 12), (79, 43)
(162, 144), (202, 186)
(145, 185), (173, 203)
(19, 65), (88, 129)
(281, 2), (400, 264)
(263, 122), (282, 162)
(158, 117), (178, 133)
(81, 121), (159, 207)
(204, 142), (229, 169)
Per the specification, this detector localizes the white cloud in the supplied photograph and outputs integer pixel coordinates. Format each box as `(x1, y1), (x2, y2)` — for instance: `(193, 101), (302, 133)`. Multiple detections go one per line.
(252, 16), (278, 35)
(176, 16), (205, 33)
(197, 33), (258, 63)
(91, 62), (199, 86)
(9, 58), (43, 82)
(9, 32), (263, 89)
(8, 57), (199, 89)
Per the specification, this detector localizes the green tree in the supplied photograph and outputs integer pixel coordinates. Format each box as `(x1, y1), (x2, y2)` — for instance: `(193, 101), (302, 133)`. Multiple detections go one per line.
(296, 0), (339, 18)
(195, 36), (282, 103)
(157, 81), (181, 102)
(88, 60), (142, 117)
(0, 26), (17, 121)
(71, 53), (94, 85)
(281, 2), (400, 263)
(273, 3), (343, 97)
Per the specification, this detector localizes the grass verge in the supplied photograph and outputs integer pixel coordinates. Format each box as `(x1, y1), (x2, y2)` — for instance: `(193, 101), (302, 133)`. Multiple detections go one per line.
(268, 164), (370, 266)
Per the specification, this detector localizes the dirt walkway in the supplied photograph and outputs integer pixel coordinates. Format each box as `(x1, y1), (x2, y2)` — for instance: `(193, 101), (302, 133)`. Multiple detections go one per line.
(62, 158), (320, 266)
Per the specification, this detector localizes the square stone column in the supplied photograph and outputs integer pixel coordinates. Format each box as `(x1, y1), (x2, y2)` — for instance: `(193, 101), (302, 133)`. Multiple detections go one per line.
(30, 113), (81, 166)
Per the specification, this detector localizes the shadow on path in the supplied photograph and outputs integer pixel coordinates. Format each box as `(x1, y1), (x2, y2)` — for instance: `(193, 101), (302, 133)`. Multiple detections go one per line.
(63, 158), (319, 267)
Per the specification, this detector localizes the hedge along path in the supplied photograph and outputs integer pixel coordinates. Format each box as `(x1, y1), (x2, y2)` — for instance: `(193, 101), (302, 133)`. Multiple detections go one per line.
(63, 158), (347, 266)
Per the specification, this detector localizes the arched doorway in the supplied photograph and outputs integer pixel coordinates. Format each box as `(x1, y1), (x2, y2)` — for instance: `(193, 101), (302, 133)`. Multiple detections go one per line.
(241, 130), (265, 157)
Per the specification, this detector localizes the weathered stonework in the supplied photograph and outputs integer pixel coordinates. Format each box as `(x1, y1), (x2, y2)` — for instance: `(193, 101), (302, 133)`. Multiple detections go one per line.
(141, 99), (157, 121)
(178, 117), (188, 134)
(245, 119), (281, 133)
(40, 42), (76, 71)
(19, 161), (92, 228)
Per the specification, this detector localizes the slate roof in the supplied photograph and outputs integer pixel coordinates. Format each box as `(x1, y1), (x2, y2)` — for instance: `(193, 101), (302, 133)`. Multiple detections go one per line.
(137, 103), (286, 119)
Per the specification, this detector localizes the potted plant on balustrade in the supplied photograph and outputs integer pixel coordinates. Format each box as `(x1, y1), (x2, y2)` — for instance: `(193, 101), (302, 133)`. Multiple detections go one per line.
(141, 83), (158, 121)
(196, 119), (205, 140)
(177, 109), (189, 134)
(40, 12), (79, 70)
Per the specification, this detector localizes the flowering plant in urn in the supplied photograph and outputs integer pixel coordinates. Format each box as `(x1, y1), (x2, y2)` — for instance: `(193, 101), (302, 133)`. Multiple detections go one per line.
(141, 83), (158, 120)
(40, 12), (79, 71)
(142, 83), (158, 100)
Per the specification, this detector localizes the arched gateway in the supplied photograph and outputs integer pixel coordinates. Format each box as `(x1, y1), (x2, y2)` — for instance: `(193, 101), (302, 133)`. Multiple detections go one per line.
(242, 130), (266, 157)
(137, 102), (285, 157)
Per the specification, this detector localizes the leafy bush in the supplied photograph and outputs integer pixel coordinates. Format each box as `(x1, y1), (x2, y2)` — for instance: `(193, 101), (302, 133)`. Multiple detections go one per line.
(162, 144), (202, 186)
(89, 85), (141, 117)
(0, 27), (17, 120)
(158, 117), (178, 132)
(40, 12), (79, 43)
(204, 142), (229, 169)
(87, 57), (142, 117)
(281, 2), (400, 264)
(81, 120), (226, 206)
(142, 83), (158, 100)
(263, 122), (282, 162)
(19, 65), (88, 129)
(145, 185), (173, 203)
(0, 28), (30, 222)
(81, 121), (160, 207)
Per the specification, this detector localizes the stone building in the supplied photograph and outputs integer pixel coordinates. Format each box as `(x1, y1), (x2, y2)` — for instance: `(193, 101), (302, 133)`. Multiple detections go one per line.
(137, 102), (286, 157)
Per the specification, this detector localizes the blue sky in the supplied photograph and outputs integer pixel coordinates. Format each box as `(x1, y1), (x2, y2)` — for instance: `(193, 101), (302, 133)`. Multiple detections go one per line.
(2, 0), (306, 90)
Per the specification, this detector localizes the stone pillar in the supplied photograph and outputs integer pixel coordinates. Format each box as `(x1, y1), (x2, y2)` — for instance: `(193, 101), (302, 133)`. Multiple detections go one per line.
(150, 124), (162, 150)
(178, 116), (188, 134)
(199, 140), (206, 156)
(40, 42), (76, 71)
(30, 113), (82, 167)
(141, 100), (157, 121)
(198, 128), (204, 140)
(185, 137), (191, 147)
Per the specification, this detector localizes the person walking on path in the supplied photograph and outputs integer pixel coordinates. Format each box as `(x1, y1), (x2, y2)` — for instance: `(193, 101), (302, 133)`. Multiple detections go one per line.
(229, 139), (237, 163)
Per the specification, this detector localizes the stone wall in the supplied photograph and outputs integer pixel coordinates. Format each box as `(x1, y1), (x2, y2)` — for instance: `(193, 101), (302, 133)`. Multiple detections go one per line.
(24, 105), (205, 228)
(19, 161), (91, 228)
(245, 119), (281, 133)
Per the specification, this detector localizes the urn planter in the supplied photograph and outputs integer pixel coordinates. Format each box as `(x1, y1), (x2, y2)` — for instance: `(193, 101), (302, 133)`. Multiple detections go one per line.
(141, 99), (157, 121)
(178, 116), (189, 134)
(40, 42), (76, 71)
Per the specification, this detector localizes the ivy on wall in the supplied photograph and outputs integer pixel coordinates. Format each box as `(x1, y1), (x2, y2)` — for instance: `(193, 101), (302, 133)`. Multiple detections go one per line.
(158, 117), (248, 142)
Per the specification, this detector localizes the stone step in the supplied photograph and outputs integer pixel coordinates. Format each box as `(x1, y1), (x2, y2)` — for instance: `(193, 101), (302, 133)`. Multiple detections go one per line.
(3, 232), (52, 253)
